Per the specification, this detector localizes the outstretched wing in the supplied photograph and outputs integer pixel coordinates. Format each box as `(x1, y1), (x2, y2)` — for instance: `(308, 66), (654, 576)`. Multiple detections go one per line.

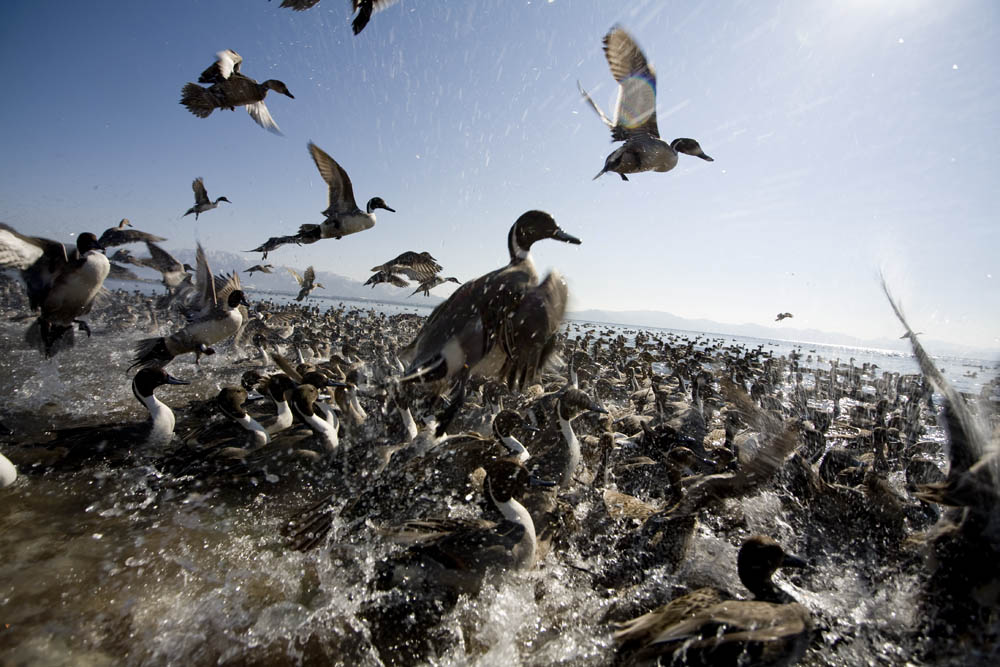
(308, 142), (358, 215)
(603, 26), (659, 139)
(303, 266), (316, 285)
(98, 227), (166, 248)
(198, 49), (242, 83)
(246, 101), (282, 135)
(192, 177), (209, 206)
(287, 267), (303, 285)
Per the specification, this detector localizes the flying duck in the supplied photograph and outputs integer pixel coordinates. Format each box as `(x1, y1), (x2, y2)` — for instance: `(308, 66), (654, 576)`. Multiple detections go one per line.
(273, 1), (398, 35)
(579, 26), (713, 181)
(288, 265), (324, 301)
(0, 224), (110, 356)
(96, 218), (166, 248)
(244, 264), (274, 277)
(775, 312), (793, 322)
(183, 178), (231, 220)
(180, 50), (294, 134)
(410, 275), (461, 297)
(364, 270), (408, 289)
(400, 210), (580, 391)
(370, 251), (441, 283)
(249, 142), (394, 257)
(130, 244), (249, 369)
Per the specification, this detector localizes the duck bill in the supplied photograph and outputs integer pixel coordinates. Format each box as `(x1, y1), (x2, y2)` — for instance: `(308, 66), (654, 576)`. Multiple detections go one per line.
(781, 553), (808, 569)
(380, 204), (396, 213)
(325, 380), (351, 388)
(529, 475), (558, 488)
(164, 374), (190, 386)
(553, 228), (582, 245)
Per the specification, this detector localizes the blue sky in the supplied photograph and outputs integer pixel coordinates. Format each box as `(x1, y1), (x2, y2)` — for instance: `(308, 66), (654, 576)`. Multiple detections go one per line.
(1, 0), (997, 350)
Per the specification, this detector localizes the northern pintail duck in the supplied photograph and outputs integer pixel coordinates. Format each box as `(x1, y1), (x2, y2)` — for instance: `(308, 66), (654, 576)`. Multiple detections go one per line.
(10, 368), (189, 469)
(180, 50), (294, 134)
(217, 386), (270, 449)
(0, 223), (110, 356)
(579, 26), (713, 181)
(376, 458), (554, 592)
(288, 265), (324, 301)
(273, 1), (395, 36)
(97, 218), (166, 248)
(250, 142), (395, 257)
(183, 178), (231, 220)
(410, 275), (461, 297)
(364, 270), (408, 289)
(130, 244), (249, 369)
(244, 263), (274, 276)
(613, 535), (810, 667)
(399, 210), (580, 391)
(370, 251), (442, 283)
(112, 242), (193, 293)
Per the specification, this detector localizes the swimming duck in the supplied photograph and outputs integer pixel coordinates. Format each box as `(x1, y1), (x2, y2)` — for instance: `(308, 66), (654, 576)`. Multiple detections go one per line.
(183, 178), (231, 220)
(399, 210), (580, 391)
(180, 50), (294, 134)
(0, 223), (110, 356)
(9, 368), (189, 469)
(130, 244), (249, 369)
(410, 275), (461, 297)
(250, 142), (394, 257)
(288, 265), (324, 301)
(217, 386), (270, 448)
(376, 458), (555, 592)
(244, 263), (274, 277)
(96, 218), (166, 248)
(579, 26), (713, 181)
(613, 535), (810, 666)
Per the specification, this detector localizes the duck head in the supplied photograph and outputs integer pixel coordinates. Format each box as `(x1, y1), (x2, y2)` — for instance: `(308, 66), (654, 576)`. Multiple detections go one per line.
(227, 289), (251, 309)
(217, 386), (250, 420)
(507, 211), (581, 261)
(670, 138), (714, 162)
(263, 79), (295, 99)
(737, 535), (807, 602)
(131, 367), (188, 404)
(77, 232), (104, 254)
(484, 458), (555, 504)
(366, 197), (396, 214)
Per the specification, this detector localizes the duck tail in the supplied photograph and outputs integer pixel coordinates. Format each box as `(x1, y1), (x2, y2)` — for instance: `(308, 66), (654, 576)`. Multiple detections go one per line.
(296, 224), (322, 243)
(180, 83), (216, 118)
(130, 337), (173, 371)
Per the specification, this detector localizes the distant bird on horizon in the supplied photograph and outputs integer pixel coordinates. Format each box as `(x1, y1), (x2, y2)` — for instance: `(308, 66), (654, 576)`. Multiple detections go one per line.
(180, 49), (294, 135)
(271, 1), (399, 35)
(244, 264), (274, 277)
(411, 275), (461, 297)
(579, 26), (713, 181)
(899, 331), (924, 340)
(249, 142), (395, 257)
(0, 223), (110, 356)
(289, 265), (324, 301)
(775, 312), (793, 322)
(183, 178), (231, 220)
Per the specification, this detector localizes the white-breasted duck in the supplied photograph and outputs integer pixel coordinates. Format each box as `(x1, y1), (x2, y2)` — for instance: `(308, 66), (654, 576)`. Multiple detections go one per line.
(130, 244), (250, 369)
(288, 265), (324, 301)
(613, 535), (811, 667)
(0, 223), (110, 356)
(249, 142), (394, 257)
(8, 368), (189, 470)
(410, 275), (461, 297)
(183, 178), (231, 220)
(1, 450), (16, 488)
(180, 50), (294, 134)
(579, 26), (713, 181)
(217, 386), (270, 449)
(376, 458), (555, 592)
(399, 210), (580, 391)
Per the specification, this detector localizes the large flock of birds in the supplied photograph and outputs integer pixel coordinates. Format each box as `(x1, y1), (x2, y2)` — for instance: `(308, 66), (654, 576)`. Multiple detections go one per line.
(1, 6), (998, 666)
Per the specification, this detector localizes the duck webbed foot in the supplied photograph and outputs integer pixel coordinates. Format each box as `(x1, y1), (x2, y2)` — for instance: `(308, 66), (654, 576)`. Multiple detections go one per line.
(619, 173), (629, 181)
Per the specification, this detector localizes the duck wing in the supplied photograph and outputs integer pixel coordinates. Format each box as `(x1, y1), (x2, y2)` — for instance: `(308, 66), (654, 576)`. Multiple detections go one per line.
(287, 267), (303, 286)
(144, 242), (184, 274)
(0, 223), (69, 310)
(97, 227), (166, 248)
(192, 178), (210, 206)
(279, 0), (321, 9)
(604, 26), (659, 139)
(246, 100), (283, 135)
(193, 243), (218, 312)
(198, 49), (242, 84)
(303, 265), (316, 287)
(308, 142), (358, 216)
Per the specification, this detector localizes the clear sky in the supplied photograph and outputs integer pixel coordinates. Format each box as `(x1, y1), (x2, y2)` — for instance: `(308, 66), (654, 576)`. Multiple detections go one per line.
(1, 1), (997, 350)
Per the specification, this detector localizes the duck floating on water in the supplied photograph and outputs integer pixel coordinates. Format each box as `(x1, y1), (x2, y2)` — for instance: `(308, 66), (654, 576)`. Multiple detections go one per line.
(183, 178), (231, 220)
(180, 49), (294, 134)
(249, 142), (395, 257)
(0, 224), (110, 356)
(579, 26), (713, 181)
(399, 210), (580, 391)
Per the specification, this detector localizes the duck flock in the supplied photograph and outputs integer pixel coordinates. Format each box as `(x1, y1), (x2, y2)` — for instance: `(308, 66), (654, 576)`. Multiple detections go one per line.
(1, 7), (999, 667)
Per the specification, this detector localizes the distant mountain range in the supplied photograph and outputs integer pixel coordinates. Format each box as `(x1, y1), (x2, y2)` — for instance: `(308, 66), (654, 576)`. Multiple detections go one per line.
(112, 247), (998, 361)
